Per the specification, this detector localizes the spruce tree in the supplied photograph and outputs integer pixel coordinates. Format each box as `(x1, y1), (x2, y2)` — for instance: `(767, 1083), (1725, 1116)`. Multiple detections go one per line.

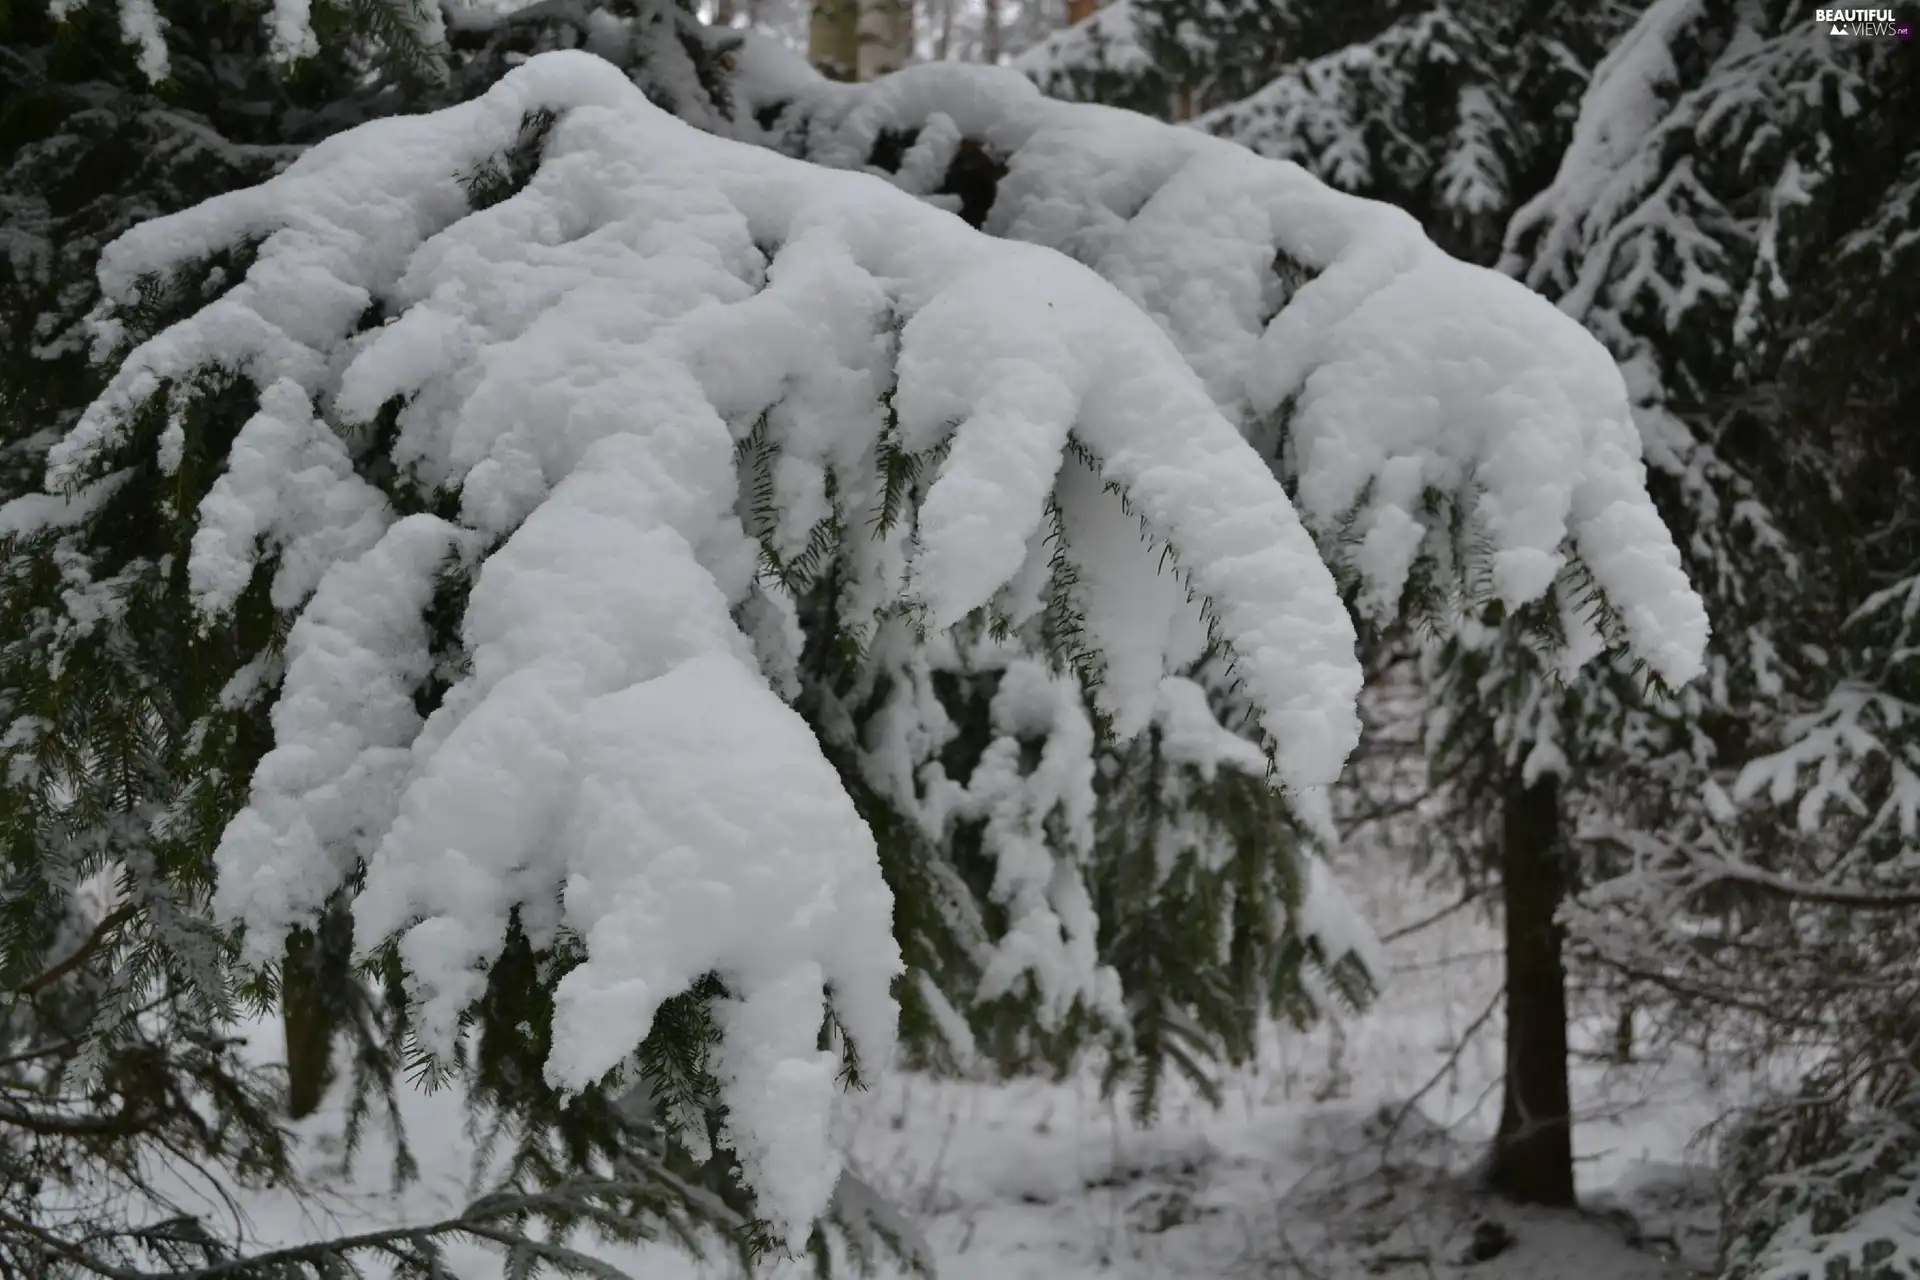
(1495, 0), (1920, 1240)
(1194, 1), (1640, 265)
(1016, 0), (1418, 120)
(0, 5), (429, 1273)
(1015, 0), (1916, 1235)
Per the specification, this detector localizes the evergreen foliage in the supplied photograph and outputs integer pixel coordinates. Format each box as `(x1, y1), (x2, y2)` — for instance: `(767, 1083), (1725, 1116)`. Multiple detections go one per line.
(1015, 0), (1420, 120)
(1195, 1), (1639, 264)
(444, 0), (744, 129)
(726, 36), (1708, 1135)
(0, 5), (417, 1273)
(0, 3), (789, 1274)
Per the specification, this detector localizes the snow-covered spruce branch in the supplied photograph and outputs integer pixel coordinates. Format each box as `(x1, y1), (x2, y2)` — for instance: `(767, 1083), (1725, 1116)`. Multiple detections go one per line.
(12, 905), (137, 999)
(36, 48), (1371, 1246)
(16, 35), (1714, 1252)
(1579, 831), (1920, 911)
(1681, 857), (1920, 913)
(0, 1172), (718, 1280)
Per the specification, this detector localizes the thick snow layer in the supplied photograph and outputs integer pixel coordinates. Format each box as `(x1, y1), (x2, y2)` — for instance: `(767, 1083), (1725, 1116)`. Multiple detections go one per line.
(188, 377), (393, 617)
(729, 47), (1711, 689)
(213, 513), (472, 962)
(58, 50), (1368, 790)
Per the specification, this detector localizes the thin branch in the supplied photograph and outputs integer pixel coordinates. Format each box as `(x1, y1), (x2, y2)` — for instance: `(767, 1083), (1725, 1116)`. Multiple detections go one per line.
(1338, 745), (1484, 843)
(13, 905), (136, 998)
(1689, 855), (1920, 910)
(1379, 887), (1483, 945)
(2, 1176), (691, 1280)
(1382, 990), (1501, 1147)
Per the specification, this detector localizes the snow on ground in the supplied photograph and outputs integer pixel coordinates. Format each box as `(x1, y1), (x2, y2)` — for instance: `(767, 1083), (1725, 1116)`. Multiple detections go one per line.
(184, 845), (1726, 1278)
(792, 844), (1728, 1280)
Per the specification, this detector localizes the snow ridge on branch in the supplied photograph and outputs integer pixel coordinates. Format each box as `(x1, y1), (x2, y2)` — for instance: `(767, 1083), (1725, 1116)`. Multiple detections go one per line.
(729, 44), (1711, 688)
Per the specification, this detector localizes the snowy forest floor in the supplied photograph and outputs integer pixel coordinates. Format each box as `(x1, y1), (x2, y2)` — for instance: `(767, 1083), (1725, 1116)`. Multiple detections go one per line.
(195, 849), (1734, 1278)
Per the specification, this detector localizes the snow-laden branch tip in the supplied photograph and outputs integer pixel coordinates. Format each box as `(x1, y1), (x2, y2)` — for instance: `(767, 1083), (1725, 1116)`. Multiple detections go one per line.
(727, 42), (1711, 688)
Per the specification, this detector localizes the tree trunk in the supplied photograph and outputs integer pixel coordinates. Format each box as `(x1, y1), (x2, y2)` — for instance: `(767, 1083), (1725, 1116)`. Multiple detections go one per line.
(1067, 0), (1098, 25)
(282, 902), (354, 1119)
(809, 0), (860, 80)
(934, 0), (955, 60)
(282, 931), (335, 1119)
(981, 0), (1002, 65)
(857, 0), (913, 81)
(1486, 766), (1576, 1207)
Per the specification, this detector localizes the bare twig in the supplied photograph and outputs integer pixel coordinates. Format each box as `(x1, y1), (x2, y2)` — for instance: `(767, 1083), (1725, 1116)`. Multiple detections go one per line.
(1380, 889), (1484, 945)
(1382, 991), (1502, 1148)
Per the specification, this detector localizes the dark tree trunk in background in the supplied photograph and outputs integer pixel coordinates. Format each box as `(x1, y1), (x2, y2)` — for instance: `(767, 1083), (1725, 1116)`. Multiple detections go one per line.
(1612, 1000), (1635, 1065)
(282, 931), (334, 1119)
(282, 903), (353, 1119)
(1487, 766), (1576, 1207)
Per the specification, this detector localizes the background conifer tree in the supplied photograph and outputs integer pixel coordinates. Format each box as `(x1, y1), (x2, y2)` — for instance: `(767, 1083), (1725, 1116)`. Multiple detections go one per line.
(1012, 0), (1918, 1235)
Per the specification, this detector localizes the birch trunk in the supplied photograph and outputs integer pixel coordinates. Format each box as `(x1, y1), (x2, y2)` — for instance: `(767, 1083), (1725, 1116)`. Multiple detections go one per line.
(934, 0), (955, 60)
(809, 0), (860, 80)
(858, 0), (914, 80)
